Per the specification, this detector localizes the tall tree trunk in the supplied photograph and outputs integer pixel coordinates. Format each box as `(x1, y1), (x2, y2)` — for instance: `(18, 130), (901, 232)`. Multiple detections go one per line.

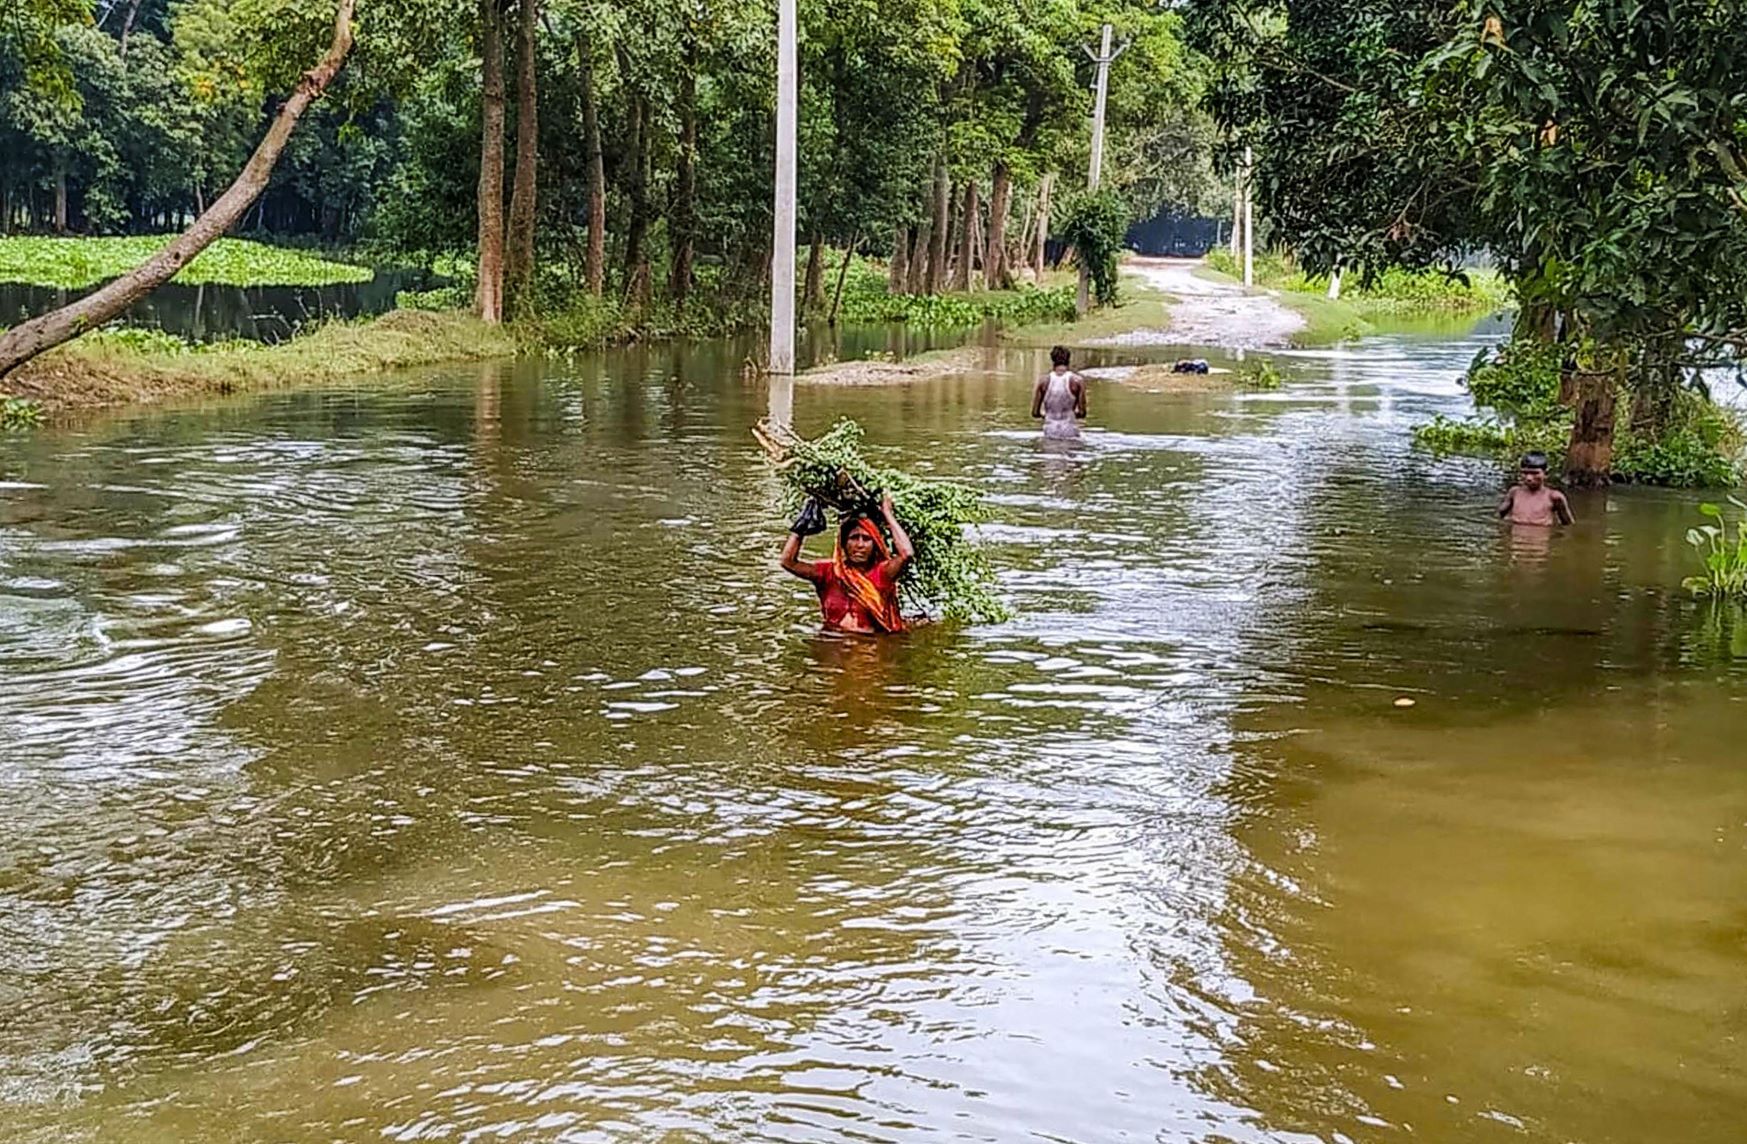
(1563, 353), (1621, 487)
(1034, 172), (1055, 280)
(987, 162), (1013, 290)
(955, 181), (978, 292)
(119, 0), (143, 56)
(504, 0), (539, 311)
(803, 229), (825, 313)
(907, 213), (930, 294)
(926, 156), (949, 293)
(668, 49), (698, 308)
(621, 92), (651, 304)
(577, 40), (605, 297)
(474, 0), (508, 324)
(888, 225), (909, 294)
(0, 0), (358, 381)
(829, 230), (859, 326)
(54, 166), (68, 234)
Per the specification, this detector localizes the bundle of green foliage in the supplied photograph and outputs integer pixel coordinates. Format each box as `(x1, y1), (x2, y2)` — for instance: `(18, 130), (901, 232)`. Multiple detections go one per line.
(1414, 340), (1745, 487)
(761, 418), (1009, 624)
(1683, 498), (1747, 600)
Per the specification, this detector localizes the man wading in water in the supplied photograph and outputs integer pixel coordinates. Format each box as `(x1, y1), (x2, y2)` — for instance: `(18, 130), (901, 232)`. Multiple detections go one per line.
(780, 492), (913, 634)
(1498, 452), (1575, 526)
(1032, 345), (1088, 439)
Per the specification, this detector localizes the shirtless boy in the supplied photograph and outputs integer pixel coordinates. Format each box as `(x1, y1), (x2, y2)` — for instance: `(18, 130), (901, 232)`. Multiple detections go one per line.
(1498, 452), (1574, 526)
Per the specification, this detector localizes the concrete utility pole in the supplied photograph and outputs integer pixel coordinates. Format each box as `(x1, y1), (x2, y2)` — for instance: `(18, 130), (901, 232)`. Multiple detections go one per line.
(1230, 170), (1242, 258)
(768, 0), (798, 374)
(1242, 144), (1254, 288)
(1077, 23), (1127, 314)
(1085, 23), (1124, 189)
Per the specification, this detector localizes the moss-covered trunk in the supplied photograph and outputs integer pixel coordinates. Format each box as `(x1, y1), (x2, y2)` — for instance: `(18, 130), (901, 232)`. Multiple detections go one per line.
(1562, 350), (1622, 486)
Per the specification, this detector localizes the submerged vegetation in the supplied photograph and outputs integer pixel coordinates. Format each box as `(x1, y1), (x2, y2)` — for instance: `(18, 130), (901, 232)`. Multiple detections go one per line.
(1414, 340), (1745, 488)
(0, 237), (373, 289)
(1683, 498), (1747, 600)
(762, 418), (1009, 624)
(2, 394), (45, 429)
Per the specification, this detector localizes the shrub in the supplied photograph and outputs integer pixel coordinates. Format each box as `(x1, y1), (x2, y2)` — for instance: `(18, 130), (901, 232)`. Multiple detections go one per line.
(1058, 188), (1129, 307)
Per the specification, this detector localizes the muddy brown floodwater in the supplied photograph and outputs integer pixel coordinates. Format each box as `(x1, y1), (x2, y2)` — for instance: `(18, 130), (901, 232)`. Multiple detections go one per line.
(2, 324), (1745, 1143)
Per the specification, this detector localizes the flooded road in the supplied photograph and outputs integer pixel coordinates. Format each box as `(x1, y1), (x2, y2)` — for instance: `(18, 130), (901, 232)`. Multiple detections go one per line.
(2, 327), (1745, 1142)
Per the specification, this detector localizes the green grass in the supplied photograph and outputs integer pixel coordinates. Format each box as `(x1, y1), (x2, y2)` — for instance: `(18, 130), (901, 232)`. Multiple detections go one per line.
(1204, 248), (1511, 314)
(1002, 271), (1174, 347)
(1199, 248), (1511, 346)
(11, 309), (515, 413)
(0, 236), (374, 288)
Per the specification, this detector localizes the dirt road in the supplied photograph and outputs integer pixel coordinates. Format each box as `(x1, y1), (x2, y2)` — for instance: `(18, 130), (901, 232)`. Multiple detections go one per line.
(1092, 256), (1305, 350)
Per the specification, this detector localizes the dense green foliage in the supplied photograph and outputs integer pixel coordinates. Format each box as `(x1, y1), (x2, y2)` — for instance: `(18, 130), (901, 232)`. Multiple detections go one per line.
(0, 235), (373, 287)
(1187, 0), (1747, 483)
(775, 418), (1008, 624)
(1058, 188), (1127, 306)
(1414, 340), (1745, 487)
(1683, 498), (1747, 599)
(4, 0), (1219, 328)
(836, 259), (1075, 327)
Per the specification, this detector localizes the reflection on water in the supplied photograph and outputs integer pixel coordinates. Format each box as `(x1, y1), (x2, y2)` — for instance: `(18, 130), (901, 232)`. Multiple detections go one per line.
(0, 274), (433, 344)
(2, 325), (1745, 1143)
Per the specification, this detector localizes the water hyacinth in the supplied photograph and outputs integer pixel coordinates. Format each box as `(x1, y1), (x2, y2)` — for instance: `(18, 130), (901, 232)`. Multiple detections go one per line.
(759, 418), (1010, 624)
(0, 236), (373, 289)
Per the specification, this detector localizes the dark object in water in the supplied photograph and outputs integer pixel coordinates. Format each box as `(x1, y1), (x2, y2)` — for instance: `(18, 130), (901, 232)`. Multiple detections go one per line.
(1171, 358), (1210, 374)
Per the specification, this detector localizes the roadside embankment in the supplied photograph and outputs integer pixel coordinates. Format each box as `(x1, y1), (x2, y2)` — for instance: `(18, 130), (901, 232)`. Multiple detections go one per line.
(7, 310), (516, 415)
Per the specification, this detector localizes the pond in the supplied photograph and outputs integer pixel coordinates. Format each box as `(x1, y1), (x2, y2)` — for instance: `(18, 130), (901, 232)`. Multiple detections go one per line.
(2, 322), (1744, 1143)
(0, 271), (433, 344)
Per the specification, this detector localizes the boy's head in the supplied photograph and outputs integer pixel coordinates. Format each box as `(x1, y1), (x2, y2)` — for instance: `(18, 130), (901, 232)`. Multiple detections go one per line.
(1519, 452), (1549, 490)
(1050, 345), (1071, 369)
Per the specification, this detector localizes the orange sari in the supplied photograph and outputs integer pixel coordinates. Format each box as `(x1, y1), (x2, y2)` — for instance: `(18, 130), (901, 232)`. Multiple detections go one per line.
(824, 519), (905, 633)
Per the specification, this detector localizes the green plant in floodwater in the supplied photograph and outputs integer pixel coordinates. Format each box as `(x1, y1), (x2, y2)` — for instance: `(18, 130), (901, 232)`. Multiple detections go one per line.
(1240, 360), (1283, 390)
(2, 395), (44, 430)
(764, 418), (1010, 624)
(0, 236), (372, 289)
(1682, 497), (1747, 599)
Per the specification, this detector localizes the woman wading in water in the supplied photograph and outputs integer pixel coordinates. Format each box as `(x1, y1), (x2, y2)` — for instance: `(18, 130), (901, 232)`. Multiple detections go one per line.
(780, 493), (913, 634)
(1032, 345), (1088, 439)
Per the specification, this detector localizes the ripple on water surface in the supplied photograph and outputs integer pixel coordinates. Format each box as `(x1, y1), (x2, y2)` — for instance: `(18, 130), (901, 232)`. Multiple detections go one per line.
(2, 341), (1745, 1143)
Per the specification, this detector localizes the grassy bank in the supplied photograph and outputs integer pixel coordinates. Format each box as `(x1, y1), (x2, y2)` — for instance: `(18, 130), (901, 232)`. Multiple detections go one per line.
(8, 310), (516, 414)
(3, 246), (1107, 419)
(0, 236), (374, 289)
(1201, 249), (1512, 344)
(999, 272), (1174, 347)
